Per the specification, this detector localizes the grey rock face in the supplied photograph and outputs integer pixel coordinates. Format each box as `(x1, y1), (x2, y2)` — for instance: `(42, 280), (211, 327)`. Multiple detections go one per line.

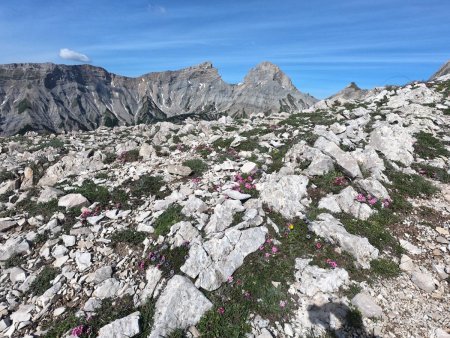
(411, 270), (437, 293)
(430, 60), (450, 80)
(314, 137), (362, 178)
(181, 226), (267, 291)
(0, 61), (316, 136)
(309, 213), (379, 268)
(259, 174), (309, 219)
(0, 236), (30, 261)
(149, 275), (212, 338)
(97, 311), (140, 338)
(58, 193), (89, 210)
(351, 293), (383, 318)
(294, 258), (349, 296)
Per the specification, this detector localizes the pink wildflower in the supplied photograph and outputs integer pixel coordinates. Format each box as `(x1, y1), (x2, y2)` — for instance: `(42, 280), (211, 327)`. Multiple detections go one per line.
(355, 193), (366, 202)
(227, 276), (234, 283)
(326, 259), (338, 269)
(271, 246), (279, 254)
(368, 196), (378, 206)
(217, 307), (225, 315)
(264, 252), (270, 258)
(71, 325), (85, 337)
(138, 261), (145, 270)
(259, 245), (265, 251)
(333, 176), (347, 186)
(382, 198), (391, 208)
(247, 176), (253, 182)
(279, 300), (287, 308)
(315, 242), (322, 249)
(244, 183), (252, 189)
(244, 291), (251, 299)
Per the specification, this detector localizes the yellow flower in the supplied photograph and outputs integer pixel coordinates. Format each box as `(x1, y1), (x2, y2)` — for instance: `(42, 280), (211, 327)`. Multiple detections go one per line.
(288, 224), (294, 230)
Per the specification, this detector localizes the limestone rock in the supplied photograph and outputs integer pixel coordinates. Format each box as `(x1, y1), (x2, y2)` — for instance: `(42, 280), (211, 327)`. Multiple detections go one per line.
(181, 226), (267, 291)
(368, 124), (414, 166)
(166, 165), (192, 177)
(149, 275), (212, 338)
(259, 174), (308, 219)
(314, 136), (362, 178)
(309, 214), (379, 268)
(294, 258), (349, 296)
(97, 312), (140, 338)
(58, 193), (89, 210)
(0, 236), (30, 261)
(351, 292), (383, 318)
(411, 270), (437, 293)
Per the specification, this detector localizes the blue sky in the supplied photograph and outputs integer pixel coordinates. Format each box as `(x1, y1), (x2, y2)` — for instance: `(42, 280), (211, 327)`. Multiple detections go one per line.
(0, 0), (449, 98)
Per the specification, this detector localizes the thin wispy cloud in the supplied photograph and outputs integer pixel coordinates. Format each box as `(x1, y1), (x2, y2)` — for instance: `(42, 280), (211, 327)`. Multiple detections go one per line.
(147, 4), (167, 15)
(0, 0), (448, 98)
(59, 48), (91, 62)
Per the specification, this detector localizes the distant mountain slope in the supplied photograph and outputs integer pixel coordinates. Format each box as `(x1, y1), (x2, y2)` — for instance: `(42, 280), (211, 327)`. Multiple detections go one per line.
(0, 61), (317, 136)
(430, 60), (450, 80)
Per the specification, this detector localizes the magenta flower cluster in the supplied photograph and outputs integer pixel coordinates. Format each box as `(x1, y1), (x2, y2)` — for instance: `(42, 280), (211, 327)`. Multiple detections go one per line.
(333, 176), (348, 186)
(234, 173), (256, 193)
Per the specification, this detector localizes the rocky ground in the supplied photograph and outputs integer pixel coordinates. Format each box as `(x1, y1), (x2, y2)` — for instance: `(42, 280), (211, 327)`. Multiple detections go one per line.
(0, 75), (449, 338)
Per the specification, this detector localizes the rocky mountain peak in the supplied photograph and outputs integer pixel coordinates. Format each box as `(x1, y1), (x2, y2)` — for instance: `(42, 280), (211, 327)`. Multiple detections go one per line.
(0, 61), (316, 136)
(243, 61), (295, 90)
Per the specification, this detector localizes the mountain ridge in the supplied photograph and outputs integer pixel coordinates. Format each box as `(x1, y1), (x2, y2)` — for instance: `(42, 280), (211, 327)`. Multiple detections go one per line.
(0, 61), (317, 136)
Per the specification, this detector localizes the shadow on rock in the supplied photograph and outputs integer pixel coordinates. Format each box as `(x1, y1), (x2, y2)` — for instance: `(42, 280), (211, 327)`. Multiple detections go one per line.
(307, 302), (380, 338)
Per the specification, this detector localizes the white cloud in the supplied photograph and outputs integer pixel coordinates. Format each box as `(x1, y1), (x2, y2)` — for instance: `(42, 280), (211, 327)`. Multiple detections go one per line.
(147, 4), (167, 14)
(59, 48), (91, 62)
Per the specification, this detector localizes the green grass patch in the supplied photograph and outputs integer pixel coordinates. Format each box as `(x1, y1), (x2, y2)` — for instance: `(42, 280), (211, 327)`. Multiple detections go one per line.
(102, 152), (117, 164)
(153, 203), (184, 237)
(0, 169), (15, 183)
(31, 138), (65, 151)
(128, 175), (169, 200)
(29, 266), (59, 296)
(310, 170), (346, 195)
(118, 149), (141, 163)
(239, 128), (270, 138)
(413, 131), (450, 159)
(337, 209), (403, 256)
(412, 163), (450, 183)
(4, 254), (26, 268)
(370, 258), (401, 278)
(386, 168), (439, 198)
(74, 180), (110, 205)
(182, 159), (208, 176)
(111, 229), (147, 246)
(212, 137), (233, 150)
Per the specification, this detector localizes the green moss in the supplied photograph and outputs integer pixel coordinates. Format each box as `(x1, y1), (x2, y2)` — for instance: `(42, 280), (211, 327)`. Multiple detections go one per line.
(153, 204), (184, 236)
(29, 266), (59, 296)
(212, 137), (233, 150)
(74, 180), (110, 205)
(4, 254), (26, 268)
(102, 152), (117, 164)
(182, 159), (208, 176)
(370, 258), (401, 278)
(414, 131), (450, 159)
(310, 170), (345, 195)
(386, 168), (439, 198)
(118, 149), (141, 163)
(338, 210), (403, 256)
(346, 308), (363, 329)
(111, 229), (147, 246)
(412, 163), (450, 183)
(128, 175), (169, 200)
